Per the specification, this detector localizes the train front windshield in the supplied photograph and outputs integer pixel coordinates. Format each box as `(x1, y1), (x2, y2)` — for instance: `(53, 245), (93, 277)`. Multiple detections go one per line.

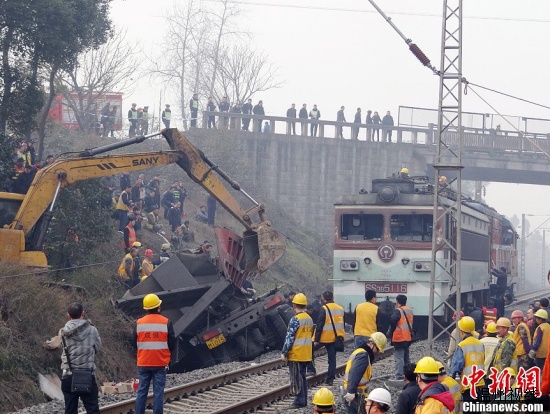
(339, 213), (433, 243)
(390, 214), (433, 242)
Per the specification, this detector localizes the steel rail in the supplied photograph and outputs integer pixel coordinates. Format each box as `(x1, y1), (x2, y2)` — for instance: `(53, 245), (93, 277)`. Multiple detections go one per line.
(99, 338), (394, 414)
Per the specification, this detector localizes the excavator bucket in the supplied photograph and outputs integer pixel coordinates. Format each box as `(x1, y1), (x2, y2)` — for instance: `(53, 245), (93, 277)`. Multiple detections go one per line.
(215, 226), (285, 279)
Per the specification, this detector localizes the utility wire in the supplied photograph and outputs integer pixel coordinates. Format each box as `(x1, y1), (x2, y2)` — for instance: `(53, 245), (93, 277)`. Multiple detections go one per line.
(210, 0), (550, 23)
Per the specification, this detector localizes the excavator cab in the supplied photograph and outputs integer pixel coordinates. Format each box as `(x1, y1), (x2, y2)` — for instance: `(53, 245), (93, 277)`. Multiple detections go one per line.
(0, 193), (24, 228)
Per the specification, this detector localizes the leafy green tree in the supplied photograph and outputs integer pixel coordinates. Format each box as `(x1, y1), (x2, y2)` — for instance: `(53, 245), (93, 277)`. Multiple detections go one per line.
(0, 133), (19, 190)
(44, 180), (114, 269)
(0, 0), (112, 158)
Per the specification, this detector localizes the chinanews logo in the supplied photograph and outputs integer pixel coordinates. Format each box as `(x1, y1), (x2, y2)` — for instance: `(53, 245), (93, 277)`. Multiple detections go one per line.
(461, 366), (544, 413)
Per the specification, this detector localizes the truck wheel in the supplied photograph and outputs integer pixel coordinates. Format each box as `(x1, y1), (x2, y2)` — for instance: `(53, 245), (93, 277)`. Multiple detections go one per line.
(250, 327), (266, 349)
(277, 304), (294, 325)
(234, 332), (263, 360)
(266, 311), (288, 346)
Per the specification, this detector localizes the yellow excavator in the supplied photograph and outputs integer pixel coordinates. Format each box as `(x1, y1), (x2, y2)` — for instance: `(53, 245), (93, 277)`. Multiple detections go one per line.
(0, 128), (285, 272)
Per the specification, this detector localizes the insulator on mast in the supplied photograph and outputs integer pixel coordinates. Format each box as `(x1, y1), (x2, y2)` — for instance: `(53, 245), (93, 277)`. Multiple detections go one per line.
(409, 43), (431, 67)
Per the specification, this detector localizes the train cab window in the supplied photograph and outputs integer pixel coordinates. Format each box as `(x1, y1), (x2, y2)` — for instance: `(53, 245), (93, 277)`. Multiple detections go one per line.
(0, 198), (22, 228)
(340, 214), (383, 240)
(502, 228), (514, 246)
(390, 214), (433, 242)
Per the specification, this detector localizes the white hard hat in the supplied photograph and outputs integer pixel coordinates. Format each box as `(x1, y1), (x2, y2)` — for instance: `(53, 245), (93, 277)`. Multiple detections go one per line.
(367, 388), (392, 407)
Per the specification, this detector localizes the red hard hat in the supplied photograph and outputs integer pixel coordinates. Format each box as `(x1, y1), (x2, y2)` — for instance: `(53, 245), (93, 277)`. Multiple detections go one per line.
(452, 311), (465, 320)
(511, 310), (524, 319)
(145, 249), (153, 256)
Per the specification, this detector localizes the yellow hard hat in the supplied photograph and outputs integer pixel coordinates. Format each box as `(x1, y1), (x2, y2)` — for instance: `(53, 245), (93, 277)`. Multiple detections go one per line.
(414, 356), (440, 374)
(535, 309), (548, 320)
(143, 293), (162, 310)
(502, 367), (516, 378)
(292, 293), (307, 306)
(400, 167), (409, 174)
(435, 361), (446, 374)
(485, 322), (497, 334)
(457, 316), (475, 333)
(440, 176), (447, 181)
(370, 332), (387, 353)
(312, 387), (335, 406)
(495, 317), (512, 328)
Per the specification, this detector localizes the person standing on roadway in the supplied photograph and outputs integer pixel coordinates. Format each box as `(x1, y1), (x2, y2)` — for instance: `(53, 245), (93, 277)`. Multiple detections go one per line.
(352, 289), (381, 347)
(134, 294), (176, 414)
(313, 290), (345, 386)
(281, 293), (313, 409)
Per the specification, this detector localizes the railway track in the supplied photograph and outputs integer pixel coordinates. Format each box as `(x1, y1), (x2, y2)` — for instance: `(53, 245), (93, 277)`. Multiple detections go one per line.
(511, 289), (549, 306)
(98, 338), (394, 414)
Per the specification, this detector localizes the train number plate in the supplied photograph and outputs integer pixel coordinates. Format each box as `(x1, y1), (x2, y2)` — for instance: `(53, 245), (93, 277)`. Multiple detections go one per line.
(205, 333), (226, 350)
(365, 282), (407, 294)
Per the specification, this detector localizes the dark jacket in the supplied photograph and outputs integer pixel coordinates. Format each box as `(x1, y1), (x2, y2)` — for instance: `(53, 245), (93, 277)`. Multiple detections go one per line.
(253, 104), (265, 116)
(366, 114), (373, 125)
(120, 174), (131, 191)
(382, 114), (394, 126)
(287, 107), (297, 118)
(242, 102), (253, 115)
(219, 101), (230, 112)
(372, 114), (381, 125)
(168, 206), (182, 229)
(59, 319), (101, 372)
(354, 111), (362, 123)
(396, 381), (421, 414)
(299, 108), (308, 119)
(346, 345), (374, 394)
(337, 110), (346, 122)
(161, 190), (174, 209)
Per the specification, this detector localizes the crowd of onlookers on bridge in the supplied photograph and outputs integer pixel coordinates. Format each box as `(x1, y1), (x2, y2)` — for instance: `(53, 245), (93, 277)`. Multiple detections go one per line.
(111, 94), (396, 140)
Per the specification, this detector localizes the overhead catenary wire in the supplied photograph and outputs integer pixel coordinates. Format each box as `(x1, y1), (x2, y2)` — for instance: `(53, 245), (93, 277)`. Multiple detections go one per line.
(208, 0), (550, 23)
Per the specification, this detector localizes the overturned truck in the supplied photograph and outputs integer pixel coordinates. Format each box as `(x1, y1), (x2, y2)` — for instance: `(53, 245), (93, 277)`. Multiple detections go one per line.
(116, 228), (294, 371)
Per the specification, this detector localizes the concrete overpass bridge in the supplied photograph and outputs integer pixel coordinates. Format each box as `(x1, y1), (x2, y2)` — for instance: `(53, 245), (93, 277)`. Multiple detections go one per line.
(188, 111), (550, 239)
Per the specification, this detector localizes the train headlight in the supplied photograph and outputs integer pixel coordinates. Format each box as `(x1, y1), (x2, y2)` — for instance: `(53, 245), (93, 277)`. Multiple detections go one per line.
(401, 257), (410, 265)
(340, 260), (359, 271)
(414, 261), (432, 272)
(364, 257), (372, 265)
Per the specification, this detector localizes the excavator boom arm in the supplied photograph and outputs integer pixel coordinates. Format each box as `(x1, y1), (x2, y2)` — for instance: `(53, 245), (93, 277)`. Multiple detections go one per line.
(10, 151), (182, 233)
(5, 129), (285, 272)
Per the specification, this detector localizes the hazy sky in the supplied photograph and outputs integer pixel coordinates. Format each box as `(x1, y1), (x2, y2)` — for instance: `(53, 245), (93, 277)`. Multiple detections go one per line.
(110, 0), (550, 244)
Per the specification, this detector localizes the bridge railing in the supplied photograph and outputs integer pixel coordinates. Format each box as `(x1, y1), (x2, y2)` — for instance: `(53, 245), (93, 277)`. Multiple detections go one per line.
(201, 111), (550, 154)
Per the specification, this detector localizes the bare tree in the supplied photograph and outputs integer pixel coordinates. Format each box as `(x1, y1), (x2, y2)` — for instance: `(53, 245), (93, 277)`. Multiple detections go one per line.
(57, 30), (139, 133)
(148, 0), (280, 128)
(148, 0), (204, 130)
(203, 0), (244, 98)
(214, 45), (282, 104)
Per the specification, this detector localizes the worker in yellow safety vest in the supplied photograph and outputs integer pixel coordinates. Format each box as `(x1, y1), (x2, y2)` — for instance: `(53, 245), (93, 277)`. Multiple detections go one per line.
(281, 293), (313, 409)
